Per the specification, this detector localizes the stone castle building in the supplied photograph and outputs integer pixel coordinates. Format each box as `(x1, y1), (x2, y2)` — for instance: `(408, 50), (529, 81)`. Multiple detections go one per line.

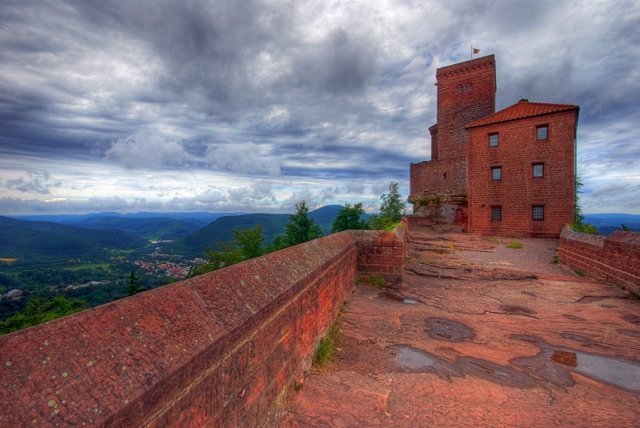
(409, 55), (579, 237)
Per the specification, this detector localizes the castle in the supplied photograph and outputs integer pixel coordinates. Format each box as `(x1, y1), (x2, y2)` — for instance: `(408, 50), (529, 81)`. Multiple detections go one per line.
(409, 55), (579, 238)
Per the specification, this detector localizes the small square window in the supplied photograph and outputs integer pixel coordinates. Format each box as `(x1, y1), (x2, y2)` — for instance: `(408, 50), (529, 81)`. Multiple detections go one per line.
(491, 206), (502, 221)
(533, 163), (544, 178)
(491, 166), (502, 181)
(532, 205), (544, 221)
(537, 125), (548, 141)
(489, 133), (499, 147)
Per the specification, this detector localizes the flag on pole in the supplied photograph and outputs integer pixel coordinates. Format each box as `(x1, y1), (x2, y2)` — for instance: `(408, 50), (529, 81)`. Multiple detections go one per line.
(473, 47), (480, 54)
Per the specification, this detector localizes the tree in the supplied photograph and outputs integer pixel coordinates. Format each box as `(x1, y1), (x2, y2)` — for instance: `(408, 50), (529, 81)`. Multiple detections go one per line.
(573, 176), (597, 234)
(380, 181), (405, 222)
(0, 296), (87, 335)
(127, 271), (144, 296)
(193, 225), (266, 275)
(332, 203), (368, 232)
(234, 225), (264, 259)
(369, 182), (406, 230)
(282, 201), (323, 246)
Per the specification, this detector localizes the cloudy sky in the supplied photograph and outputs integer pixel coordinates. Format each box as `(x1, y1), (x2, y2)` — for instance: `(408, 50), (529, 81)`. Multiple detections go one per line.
(1, 0), (639, 215)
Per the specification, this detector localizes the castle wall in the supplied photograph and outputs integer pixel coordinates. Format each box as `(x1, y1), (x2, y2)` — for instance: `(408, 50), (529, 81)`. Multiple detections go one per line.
(409, 156), (467, 200)
(467, 109), (576, 237)
(559, 226), (640, 294)
(0, 230), (404, 427)
(409, 157), (467, 223)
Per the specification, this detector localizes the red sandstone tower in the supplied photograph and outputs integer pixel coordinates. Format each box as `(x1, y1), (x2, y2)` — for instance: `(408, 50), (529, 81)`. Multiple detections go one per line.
(432, 55), (496, 161)
(410, 55), (497, 224)
(410, 55), (578, 237)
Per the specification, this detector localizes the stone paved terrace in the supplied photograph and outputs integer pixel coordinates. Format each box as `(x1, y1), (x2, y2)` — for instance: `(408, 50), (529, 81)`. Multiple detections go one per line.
(279, 226), (640, 427)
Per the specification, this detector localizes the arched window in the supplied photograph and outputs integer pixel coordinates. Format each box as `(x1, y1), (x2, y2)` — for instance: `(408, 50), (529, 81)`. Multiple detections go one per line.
(465, 82), (473, 93)
(455, 84), (463, 95)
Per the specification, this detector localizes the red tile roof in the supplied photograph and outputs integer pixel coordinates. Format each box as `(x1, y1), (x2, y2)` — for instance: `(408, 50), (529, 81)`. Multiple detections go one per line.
(466, 99), (579, 128)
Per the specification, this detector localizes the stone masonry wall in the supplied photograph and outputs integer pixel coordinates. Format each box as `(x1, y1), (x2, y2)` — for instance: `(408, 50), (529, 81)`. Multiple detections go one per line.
(354, 229), (405, 286)
(558, 225), (640, 294)
(0, 230), (404, 427)
(409, 156), (467, 202)
(467, 109), (576, 237)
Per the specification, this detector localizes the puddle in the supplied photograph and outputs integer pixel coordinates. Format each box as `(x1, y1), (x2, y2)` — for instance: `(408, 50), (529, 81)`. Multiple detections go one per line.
(498, 305), (537, 317)
(622, 314), (640, 325)
(578, 294), (634, 304)
(458, 357), (537, 389)
(562, 314), (586, 322)
(387, 344), (462, 381)
(560, 332), (593, 345)
(578, 296), (613, 303)
(426, 318), (475, 342)
(511, 335), (640, 393)
(617, 329), (640, 338)
(511, 349), (576, 388)
(377, 291), (421, 305)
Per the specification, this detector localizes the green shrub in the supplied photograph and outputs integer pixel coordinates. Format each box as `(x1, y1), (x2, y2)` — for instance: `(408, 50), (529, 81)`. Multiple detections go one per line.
(313, 324), (340, 369)
(572, 223), (598, 234)
(506, 241), (522, 249)
(357, 274), (386, 287)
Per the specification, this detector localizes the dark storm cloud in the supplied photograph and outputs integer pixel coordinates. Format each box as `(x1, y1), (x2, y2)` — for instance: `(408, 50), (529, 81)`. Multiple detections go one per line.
(1, 0), (639, 213)
(5, 171), (61, 195)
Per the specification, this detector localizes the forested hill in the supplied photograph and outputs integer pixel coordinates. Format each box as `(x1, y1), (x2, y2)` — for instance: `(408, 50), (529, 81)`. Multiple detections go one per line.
(65, 216), (203, 240)
(0, 216), (147, 262)
(167, 205), (344, 258)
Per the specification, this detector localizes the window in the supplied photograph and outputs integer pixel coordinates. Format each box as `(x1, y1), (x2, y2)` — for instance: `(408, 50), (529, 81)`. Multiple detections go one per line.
(489, 133), (499, 147)
(491, 206), (502, 221)
(532, 205), (544, 221)
(456, 84), (464, 95)
(533, 163), (544, 178)
(465, 82), (473, 93)
(537, 125), (548, 141)
(491, 166), (502, 181)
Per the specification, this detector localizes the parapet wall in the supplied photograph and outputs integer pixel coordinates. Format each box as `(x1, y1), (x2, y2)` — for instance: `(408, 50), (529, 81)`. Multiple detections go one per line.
(0, 230), (404, 427)
(558, 225), (639, 294)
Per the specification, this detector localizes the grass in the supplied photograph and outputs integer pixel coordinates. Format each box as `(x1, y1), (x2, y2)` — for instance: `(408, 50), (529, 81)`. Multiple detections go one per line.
(383, 221), (402, 231)
(505, 241), (523, 249)
(357, 274), (386, 287)
(63, 263), (110, 271)
(313, 323), (340, 369)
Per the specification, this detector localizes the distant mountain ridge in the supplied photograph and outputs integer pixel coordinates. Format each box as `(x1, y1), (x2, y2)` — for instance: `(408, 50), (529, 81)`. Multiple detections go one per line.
(61, 217), (203, 240)
(0, 216), (147, 263)
(582, 213), (640, 235)
(167, 205), (344, 258)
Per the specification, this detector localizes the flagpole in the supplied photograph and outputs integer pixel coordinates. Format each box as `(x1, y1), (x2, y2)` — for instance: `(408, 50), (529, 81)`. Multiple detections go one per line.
(470, 45), (472, 60)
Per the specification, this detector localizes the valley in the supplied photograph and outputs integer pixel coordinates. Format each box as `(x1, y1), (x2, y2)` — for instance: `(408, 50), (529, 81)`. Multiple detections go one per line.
(0, 206), (344, 325)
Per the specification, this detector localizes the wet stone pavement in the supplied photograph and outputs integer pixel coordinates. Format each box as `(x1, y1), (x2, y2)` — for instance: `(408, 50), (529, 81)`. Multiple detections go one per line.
(278, 227), (640, 427)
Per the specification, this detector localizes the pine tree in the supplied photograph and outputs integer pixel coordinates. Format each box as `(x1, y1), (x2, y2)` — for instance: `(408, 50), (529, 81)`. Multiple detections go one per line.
(331, 203), (368, 232)
(283, 201), (322, 246)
